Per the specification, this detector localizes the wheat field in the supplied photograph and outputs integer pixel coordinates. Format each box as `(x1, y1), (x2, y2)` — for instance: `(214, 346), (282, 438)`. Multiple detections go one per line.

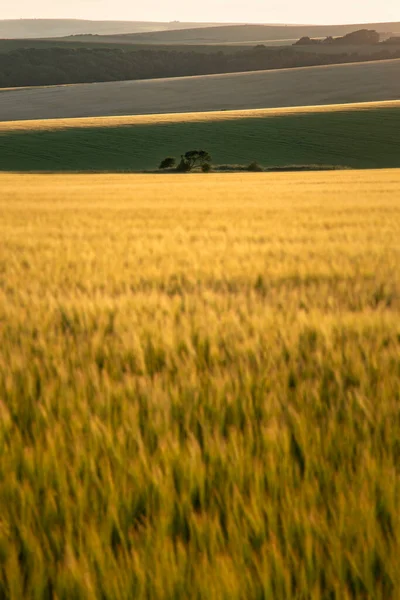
(1, 171), (400, 598)
(1, 100), (399, 132)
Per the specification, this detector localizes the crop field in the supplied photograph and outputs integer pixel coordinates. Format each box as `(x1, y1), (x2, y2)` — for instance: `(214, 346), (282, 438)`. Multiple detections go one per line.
(0, 101), (399, 172)
(1, 170), (400, 598)
(0, 59), (399, 122)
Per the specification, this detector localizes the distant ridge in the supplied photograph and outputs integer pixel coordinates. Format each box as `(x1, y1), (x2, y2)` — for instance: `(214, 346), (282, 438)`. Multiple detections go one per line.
(0, 19), (224, 40)
(1, 19), (399, 43)
(99, 22), (400, 45)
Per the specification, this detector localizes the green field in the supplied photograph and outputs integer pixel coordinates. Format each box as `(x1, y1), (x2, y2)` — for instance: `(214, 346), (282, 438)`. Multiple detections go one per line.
(1, 105), (400, 172)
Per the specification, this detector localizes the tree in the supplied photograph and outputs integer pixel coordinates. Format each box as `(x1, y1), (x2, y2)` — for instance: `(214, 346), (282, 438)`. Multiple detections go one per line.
(176, 157), (192, 172)
(177, 150), (212, 172)
(247, 161), (263, 172)
(201, 163), (212, 173)
(159, 157), (176, 170)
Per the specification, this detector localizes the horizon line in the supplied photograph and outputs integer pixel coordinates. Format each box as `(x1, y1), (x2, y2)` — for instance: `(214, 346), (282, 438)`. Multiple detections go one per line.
(1, 17), (400, 27)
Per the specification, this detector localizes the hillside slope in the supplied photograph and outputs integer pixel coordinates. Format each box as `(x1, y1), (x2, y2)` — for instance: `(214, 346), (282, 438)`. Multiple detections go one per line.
(0, 59), (399, 122)
(1, 102), (399, 172)
(103, 22), (400, 45)
(0, 19), (221, 40)
(2, 20), (399, 44)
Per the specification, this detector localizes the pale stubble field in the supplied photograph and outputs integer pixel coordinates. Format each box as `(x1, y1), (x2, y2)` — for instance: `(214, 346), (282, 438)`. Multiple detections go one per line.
(0, 171), (400, 598)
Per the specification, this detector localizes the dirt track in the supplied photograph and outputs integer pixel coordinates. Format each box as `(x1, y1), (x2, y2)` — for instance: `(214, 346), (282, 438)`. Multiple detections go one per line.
(0, 59), (399, 122)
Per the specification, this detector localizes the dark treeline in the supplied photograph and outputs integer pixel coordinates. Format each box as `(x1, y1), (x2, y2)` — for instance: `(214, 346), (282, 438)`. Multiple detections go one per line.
(1, 46), (400, 88)
(294, 29), (382, 46)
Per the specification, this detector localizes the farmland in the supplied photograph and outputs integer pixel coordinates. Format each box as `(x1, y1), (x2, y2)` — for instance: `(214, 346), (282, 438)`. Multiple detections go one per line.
(1, 59), (400, 122)
(1, 170), (400, 598)
(1, 101), (399, 172)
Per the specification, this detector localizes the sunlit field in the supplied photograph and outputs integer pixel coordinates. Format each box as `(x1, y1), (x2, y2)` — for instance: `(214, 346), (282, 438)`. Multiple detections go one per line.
(1, 101), (400, 172)
(1, 171), (400, 598)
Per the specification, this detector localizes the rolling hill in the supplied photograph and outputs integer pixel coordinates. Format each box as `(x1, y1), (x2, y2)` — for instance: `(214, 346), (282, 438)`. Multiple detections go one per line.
(0, 59), (399, 122)
(84, 22), (400, 46)
(2, 20), (399, 45)
(0, 101), (399, 172)
(0, 19), (222, 40)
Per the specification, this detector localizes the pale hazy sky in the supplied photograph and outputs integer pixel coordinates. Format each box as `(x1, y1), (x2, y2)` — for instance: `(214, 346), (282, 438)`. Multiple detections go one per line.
(3, 0), (400, 24)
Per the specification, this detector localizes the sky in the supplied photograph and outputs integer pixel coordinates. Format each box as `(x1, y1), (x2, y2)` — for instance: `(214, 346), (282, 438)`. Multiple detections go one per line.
(3, 0), (400, 24)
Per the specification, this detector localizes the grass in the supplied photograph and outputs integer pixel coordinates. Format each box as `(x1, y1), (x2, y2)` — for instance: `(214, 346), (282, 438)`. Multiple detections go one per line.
(1, 102), (400, 172)
(1, 170), (400, 598)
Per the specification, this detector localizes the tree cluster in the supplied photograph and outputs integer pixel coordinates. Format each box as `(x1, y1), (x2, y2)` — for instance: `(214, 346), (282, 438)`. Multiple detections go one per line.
(383, 37), (400, 45)
(159, 151), (212, 172)
(295, 29), (381, 46)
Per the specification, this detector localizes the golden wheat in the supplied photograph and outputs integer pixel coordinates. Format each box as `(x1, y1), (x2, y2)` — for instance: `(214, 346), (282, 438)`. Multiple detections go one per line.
(0, 171), (400, 599)
(0, 99), (399, 132)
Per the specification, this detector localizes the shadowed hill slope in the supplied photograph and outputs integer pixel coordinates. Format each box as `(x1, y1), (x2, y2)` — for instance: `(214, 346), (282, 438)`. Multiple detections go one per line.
(0, 59), (399, 122)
